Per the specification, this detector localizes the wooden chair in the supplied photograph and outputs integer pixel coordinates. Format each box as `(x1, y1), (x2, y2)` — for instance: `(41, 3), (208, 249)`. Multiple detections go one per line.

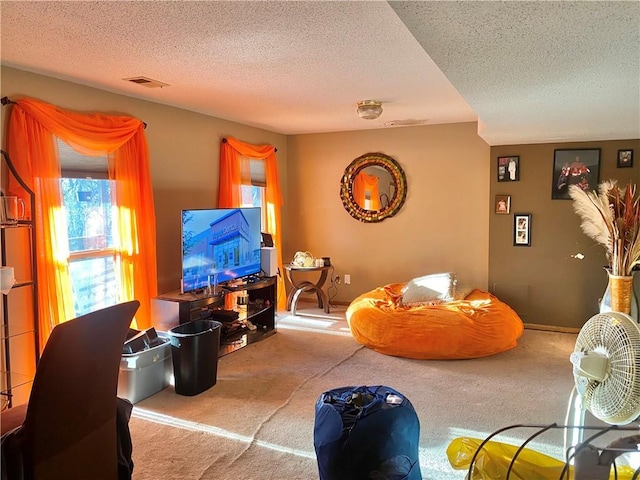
(1, 300), (139, 480)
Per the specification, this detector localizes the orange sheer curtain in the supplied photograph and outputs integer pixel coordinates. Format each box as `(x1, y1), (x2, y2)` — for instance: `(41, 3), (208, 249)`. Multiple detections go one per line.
(6, 98), (157, 350)
(353, 171), (380, 210)
(218, 137), (285, 309)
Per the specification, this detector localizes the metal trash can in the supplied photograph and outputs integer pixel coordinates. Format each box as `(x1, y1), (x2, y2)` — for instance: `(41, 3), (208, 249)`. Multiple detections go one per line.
(167, 320), (221, 396)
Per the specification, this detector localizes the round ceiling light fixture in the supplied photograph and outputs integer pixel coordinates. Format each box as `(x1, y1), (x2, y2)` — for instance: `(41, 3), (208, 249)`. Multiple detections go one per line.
(357, 100), (383, 120)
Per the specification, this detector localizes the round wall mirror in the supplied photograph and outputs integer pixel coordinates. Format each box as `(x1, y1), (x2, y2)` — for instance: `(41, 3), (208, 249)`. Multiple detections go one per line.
(340, 152), (407, 223)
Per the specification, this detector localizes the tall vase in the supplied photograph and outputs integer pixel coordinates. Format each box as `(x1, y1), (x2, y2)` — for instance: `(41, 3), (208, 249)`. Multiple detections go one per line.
(599, 270), (639, 322)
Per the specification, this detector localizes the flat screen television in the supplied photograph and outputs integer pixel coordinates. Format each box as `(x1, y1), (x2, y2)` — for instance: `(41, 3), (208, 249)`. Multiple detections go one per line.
(181, 207), (262, 293)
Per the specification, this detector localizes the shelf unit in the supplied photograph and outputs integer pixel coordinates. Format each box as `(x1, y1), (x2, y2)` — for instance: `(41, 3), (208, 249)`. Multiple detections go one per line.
(151, 276), (277, 357)
(219, 276), (277, 356)
(1, 149), (39, 410)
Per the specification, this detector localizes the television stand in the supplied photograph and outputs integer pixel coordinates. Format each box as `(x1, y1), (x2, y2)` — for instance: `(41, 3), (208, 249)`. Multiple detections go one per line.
(151, 275), (277, 357)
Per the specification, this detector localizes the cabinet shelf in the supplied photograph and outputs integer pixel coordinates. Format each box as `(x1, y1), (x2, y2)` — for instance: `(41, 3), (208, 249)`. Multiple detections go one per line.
(152, 275), (278, 357)
(219, 326), (276, 356)
(2, 149), (40, 409)
(221, 278), (274, 293)
(1, 370), (34, 391)
(237, 302), (274, 321)
(0, 220), (33, 229)
(1, 328), (36, 341)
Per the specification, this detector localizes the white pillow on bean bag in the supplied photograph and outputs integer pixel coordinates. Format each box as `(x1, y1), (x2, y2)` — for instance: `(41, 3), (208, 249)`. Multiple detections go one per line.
(401, 272), (457, 306)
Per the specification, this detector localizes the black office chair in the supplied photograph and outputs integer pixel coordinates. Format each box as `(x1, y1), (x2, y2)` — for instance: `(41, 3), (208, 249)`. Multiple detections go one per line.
(1, 300), (139, 480)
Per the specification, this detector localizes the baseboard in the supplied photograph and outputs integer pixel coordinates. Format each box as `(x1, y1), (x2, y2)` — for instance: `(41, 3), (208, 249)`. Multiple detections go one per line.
(329, 300), (351, 306)
(524, 322), (580, 334)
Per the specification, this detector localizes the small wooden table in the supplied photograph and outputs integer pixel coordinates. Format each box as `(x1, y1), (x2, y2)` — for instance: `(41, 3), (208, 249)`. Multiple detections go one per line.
(284, 265), (331, 315)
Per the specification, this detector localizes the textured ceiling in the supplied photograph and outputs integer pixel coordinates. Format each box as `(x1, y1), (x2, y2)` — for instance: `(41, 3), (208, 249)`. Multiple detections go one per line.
(1, 1), (639, 146)
(390, 1), (640, 145)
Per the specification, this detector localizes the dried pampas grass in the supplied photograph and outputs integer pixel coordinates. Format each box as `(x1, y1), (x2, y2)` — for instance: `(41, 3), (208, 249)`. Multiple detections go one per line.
(569, 180), (640, 276)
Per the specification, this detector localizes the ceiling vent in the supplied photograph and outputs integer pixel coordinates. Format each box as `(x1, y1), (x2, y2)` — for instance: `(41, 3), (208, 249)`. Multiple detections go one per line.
(383, 119), (430, 127)
(123, 76), (170, 88)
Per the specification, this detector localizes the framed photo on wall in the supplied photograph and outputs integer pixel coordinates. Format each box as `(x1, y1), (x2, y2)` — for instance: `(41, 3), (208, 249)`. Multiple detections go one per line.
(551, 148), (600, 200)
(495, 195), (511, 214)
(497, 156), (519, 182)
(513, 213), (531, 246)
(617, 149), (633, 168)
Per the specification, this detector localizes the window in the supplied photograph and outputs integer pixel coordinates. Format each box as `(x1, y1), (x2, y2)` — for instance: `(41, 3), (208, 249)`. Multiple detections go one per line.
(58, 141), (119, 316)
(240, 158), (266, 228)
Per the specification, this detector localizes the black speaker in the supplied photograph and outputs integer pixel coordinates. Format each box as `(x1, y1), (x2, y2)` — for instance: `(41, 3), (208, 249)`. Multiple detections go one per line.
(261, 232), (274, 247)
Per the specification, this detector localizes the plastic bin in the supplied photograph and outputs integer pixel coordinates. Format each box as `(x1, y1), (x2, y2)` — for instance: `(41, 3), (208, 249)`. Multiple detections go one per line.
(118, 332), (172, 403)
(168, 320), (221, 396)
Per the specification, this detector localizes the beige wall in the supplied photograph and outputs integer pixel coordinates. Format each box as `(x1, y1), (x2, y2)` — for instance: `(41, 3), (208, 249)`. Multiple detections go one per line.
(0, 66), (288, 295)
(286, 124), (491, 302)
(490, 141), (640, 329)
(3, 66), (639, 332)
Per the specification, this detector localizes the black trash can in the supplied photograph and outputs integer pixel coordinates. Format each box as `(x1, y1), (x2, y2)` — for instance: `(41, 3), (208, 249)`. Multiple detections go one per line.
(167, 320), (221, 396)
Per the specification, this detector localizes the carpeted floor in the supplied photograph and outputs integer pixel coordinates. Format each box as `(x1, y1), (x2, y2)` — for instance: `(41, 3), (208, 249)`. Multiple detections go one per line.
(127, 304), (628, 479)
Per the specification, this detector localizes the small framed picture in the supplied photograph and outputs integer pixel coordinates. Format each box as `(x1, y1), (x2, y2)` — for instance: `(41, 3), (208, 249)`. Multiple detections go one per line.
(617, 149), (633, 168)
(552, 148), (600, 200)
(497, 156), (520, 182)
(495, 195), (511, 214)
(513, 213), (532, 246)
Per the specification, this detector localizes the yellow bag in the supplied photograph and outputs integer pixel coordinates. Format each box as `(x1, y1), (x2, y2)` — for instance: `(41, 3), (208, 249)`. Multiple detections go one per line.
(446, 437), (637, 480)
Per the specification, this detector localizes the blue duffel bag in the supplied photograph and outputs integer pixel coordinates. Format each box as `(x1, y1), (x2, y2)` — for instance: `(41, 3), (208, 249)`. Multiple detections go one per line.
(313, 385), (422, 480)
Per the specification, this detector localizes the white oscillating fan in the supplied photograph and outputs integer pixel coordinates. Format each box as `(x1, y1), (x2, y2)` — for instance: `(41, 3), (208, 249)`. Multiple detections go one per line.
(566, 311), (640, 480)
(570, 311), (640, 425)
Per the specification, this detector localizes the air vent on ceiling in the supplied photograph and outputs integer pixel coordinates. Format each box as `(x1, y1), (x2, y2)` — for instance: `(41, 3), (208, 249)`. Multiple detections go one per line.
(123, 76), (170, 88)
(383, 119), (429, 127)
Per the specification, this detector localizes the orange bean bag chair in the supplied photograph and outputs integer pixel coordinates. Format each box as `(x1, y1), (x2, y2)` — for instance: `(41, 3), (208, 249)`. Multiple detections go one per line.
(346, 283), (524, 360)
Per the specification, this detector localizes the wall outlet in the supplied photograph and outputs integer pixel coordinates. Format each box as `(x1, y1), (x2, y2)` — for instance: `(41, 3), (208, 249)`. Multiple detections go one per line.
(344, 274), (351, 285)
(334, 275), (341, 285)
